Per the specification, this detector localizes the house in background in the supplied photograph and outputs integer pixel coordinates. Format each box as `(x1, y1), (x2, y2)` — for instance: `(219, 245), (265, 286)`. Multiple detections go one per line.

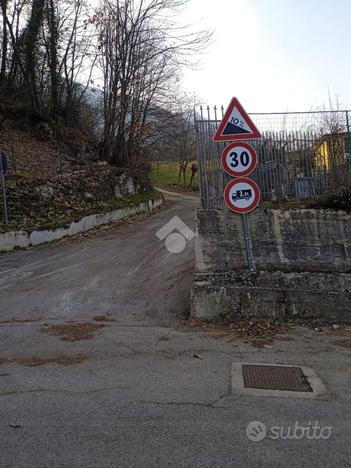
(313, 132), (351, 189)
(315, 132), (351, 171)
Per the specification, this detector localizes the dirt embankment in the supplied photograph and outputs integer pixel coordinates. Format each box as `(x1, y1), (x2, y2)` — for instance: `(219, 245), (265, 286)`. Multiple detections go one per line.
(0, 121), (156, 232)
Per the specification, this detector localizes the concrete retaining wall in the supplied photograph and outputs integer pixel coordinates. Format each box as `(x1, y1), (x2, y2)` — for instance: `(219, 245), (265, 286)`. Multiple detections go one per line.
(196, 208), (351, 273)
(0, 197), (163, 252)
(191, 208), (351, 321)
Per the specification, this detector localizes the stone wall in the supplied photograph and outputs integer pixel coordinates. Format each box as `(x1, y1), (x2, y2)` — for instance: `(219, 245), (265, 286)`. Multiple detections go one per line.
(191, 208), (351, 321)
(1, 162), (152, 235)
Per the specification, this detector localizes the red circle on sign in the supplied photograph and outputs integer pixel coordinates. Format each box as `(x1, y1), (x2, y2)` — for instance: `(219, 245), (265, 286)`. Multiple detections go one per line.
(221, 142), (258, 177)
(224, 178), (261, 214)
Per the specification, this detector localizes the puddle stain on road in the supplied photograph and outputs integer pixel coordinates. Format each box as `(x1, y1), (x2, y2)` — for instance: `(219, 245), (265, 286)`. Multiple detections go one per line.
(0, 354), (87, 367)
(41, 322), (104, 341)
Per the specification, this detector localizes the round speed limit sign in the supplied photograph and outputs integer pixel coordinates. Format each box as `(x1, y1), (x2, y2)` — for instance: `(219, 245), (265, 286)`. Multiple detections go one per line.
(221, 142), (257, 177)
(224, 178), (261, 214)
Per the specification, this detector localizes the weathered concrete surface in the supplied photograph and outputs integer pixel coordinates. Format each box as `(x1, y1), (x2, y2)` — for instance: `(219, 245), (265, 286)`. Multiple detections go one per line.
(0, 197), (163, 252)
(192, 208), (351, 321)
(195, 208), (351, 273)
(192, 270), (351, 321)
(1, 193), (351, 467)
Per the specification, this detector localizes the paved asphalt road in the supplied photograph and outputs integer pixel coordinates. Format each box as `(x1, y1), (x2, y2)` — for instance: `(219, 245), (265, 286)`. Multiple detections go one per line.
(0, 193), (351, 468)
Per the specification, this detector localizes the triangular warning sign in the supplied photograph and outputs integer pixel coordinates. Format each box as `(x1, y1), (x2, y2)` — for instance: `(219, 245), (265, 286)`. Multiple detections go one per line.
(213, 97), (261, 142)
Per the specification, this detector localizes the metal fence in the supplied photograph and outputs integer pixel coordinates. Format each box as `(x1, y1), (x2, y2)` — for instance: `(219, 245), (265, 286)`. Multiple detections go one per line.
(195, 107), (351, 208)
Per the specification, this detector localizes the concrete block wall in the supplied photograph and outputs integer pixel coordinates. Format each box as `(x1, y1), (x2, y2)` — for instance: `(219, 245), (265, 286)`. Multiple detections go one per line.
(192, 208), (351, 321)
(196, 208), (351, 273)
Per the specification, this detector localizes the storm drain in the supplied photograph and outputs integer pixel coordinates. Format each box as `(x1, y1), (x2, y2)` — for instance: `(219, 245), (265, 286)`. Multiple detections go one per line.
(242, 364), (313, 392)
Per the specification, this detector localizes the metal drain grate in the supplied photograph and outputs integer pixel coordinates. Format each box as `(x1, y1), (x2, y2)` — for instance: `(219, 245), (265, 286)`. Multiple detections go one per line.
(242, 365), (313, 392)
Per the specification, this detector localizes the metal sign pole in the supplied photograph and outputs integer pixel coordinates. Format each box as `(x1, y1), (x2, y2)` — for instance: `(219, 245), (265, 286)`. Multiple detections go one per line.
(241, 213), (253, 271)
(0, 157), (8, 224)
(213, 97), (261, 273)
(346, 110), (350, 134)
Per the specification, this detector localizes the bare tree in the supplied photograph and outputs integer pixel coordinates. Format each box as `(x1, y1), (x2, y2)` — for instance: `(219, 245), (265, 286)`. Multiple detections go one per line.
(0, 0), (209, 181)
(21, 0), (46, 113)
(152, 103), (196, 186)
(0, 0), (8, 81)
(43, 0), (96, 126)
(0, 0), (96, 124)
(93, 0), (210, 168)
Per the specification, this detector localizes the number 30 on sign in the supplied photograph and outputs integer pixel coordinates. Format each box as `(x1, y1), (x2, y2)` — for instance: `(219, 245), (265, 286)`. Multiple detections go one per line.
(221, 141), (257, 177)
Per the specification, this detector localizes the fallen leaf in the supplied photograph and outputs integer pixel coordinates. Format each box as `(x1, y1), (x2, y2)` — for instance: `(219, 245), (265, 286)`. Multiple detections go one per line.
(193, 353), (203, 359)
(8, 423), (21, 429)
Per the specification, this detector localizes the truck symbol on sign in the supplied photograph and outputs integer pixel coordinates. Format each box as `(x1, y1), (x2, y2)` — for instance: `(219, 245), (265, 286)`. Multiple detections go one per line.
(232, 189), (252, 202)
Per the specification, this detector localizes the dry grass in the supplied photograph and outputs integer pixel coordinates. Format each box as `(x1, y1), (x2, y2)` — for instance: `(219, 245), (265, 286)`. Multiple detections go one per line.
(183, 318), (293, 348)
(0, 125), (65, 178)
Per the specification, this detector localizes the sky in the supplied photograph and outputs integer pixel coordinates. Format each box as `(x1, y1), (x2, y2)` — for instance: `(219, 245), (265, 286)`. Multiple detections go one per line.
(180, 0), (351, 112)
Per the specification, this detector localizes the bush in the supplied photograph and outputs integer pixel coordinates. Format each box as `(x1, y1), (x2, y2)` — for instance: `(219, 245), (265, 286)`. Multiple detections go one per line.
(131, 159), (153, 191)
(308, 187), (351, 212)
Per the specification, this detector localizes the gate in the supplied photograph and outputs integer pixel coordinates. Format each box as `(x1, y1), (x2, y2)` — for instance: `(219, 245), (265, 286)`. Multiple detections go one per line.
(195, 107), (351, 208)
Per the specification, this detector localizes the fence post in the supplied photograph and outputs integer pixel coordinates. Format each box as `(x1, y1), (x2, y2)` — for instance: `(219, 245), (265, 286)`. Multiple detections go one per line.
(346, 111), (351, 166)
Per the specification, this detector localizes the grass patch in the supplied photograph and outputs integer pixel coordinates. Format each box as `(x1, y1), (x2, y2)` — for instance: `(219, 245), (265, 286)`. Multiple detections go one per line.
(0, 189), (162, 233)
(150, 161), (199, 194)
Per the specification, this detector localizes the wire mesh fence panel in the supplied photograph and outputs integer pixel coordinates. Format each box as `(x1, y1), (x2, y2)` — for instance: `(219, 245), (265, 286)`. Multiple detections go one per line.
(195, 107), (351, 208)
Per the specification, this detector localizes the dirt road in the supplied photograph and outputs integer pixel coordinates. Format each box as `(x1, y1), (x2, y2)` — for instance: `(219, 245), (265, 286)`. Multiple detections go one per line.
(0, 193), (198, 326)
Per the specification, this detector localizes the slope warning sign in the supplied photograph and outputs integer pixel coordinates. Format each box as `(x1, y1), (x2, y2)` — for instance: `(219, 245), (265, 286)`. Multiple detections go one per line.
(213, 97), (261, 142)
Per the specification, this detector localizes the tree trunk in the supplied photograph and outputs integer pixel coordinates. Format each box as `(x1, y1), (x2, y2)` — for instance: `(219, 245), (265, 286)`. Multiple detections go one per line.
(0, 0), (8, 82)
(178, 165), (182, 184)
(23, 0), (45, 114)
(48, 0), (58, 123)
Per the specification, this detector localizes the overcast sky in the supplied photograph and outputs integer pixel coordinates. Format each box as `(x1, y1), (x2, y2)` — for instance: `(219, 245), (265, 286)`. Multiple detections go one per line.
(180, 0), (351, 112)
